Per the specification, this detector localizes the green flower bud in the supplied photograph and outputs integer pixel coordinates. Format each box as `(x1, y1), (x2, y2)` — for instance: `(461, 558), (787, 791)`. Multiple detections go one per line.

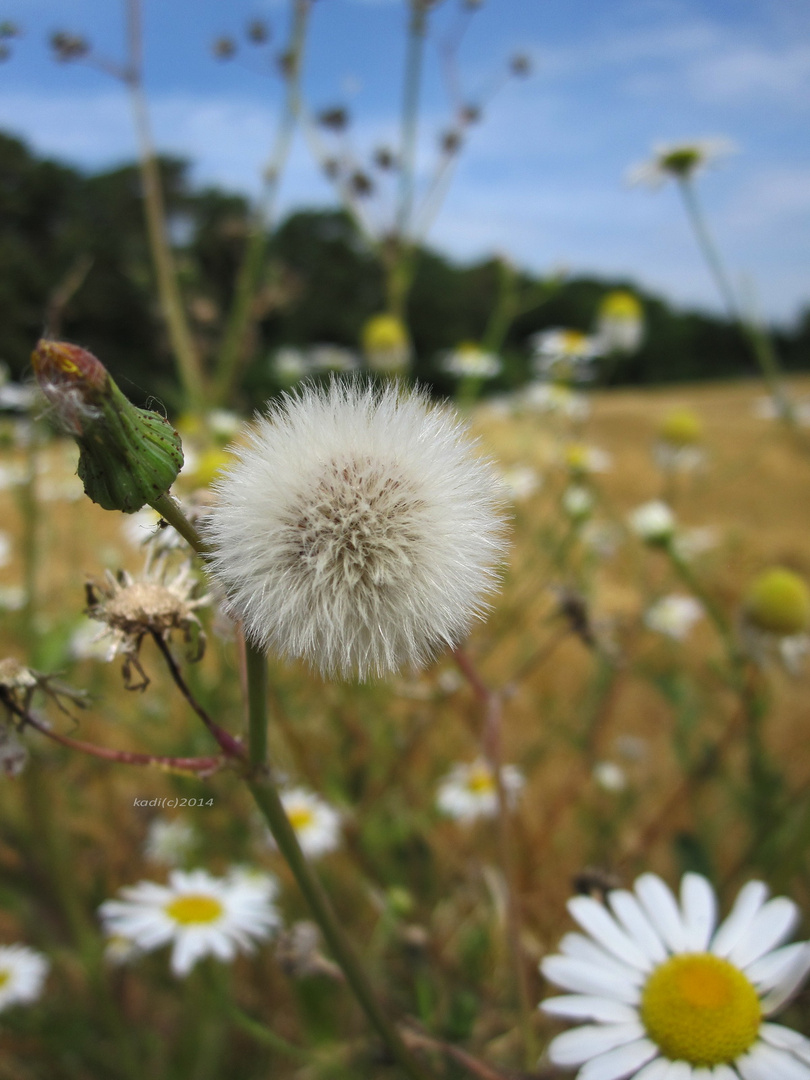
(32, 340), (183, 514)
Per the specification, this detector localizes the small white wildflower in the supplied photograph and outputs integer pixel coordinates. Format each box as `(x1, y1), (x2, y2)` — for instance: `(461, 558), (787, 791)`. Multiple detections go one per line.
(753, 394), (810, 427)
(144, 818), (196, 867)
(0, 463), (25, 490)
(500, 464), (542, 502)
(562, 444), (612, 478)
(0, 532), (11, 568)
(0, 723), (28, 777)
(562, 485), (594, 522)
(203, 380), (508, 680)
(629, 500), (676, 545)
(436, 758), (524, 822)
(627, 137), (737, 188)
(531, 329), (601, 382)
(0, 586), (24, 612)
(595, 291), (644, 354)
(440, 342), (502, 380)
(98, 868), (280, 977)
(520, 382), (590, 420)
(0, 944), (49, 1011)
(274, 347), (310, 383)
(672, 525), (719, 561)
(644, 594), (704, 641)
(307, 345), (360, 373)
(592, 761), (627, 793)
(276, 787), (342, 859)
(104, 934), (142, 966)
(581, 521), (622, 560)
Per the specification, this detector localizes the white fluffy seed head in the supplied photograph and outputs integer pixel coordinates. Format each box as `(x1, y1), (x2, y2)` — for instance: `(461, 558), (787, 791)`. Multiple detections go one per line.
(202, 379), (509, 680)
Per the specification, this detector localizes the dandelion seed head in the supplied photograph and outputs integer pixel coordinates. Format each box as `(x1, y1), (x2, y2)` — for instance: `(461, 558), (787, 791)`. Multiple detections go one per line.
(203, 380), (508, 679)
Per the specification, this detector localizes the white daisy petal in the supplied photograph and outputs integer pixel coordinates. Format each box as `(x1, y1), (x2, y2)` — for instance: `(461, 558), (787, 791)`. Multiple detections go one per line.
(760, 943), (810, 1013)
(729, 897), (799, 969)
(746, 941), (807, 990)
(540, 955), (641, 1004)
(560, 933), (646, 983)
(760, 1022), (810, 1063)
(661, 1064), (694, 1080)
(634, 873), (688, 952)
(608, 890), (668, 964)
(569, 896), (653, 972)
(576, 1037), (659, 1080)
(680, 873), (717, 952)
(709, 1067), (740, 1080)
(548, 1022), (645, 1066)
(540, 995), (639, 1023)
(710, 880), (769, 957)
(737, 1042), (810, 1080)
(630, 1060), (671, 1080)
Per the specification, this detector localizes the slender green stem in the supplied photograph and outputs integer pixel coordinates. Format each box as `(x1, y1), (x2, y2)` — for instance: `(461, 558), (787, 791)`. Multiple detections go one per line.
(19, 422), (40, 644)
(676, 177), (792, 420)
(148, 492), (209, 557)
(244, 645), (437, 1080)
(396, 2), (428, 239)
(125, 0), (205, 412)
(229, 1005), (311, 1062)
(245, 640), (268, 770)
(213, 0), (312, 405)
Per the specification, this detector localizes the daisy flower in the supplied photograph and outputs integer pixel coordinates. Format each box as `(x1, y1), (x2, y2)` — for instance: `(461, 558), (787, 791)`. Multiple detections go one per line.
(740, 568), (810, 675)
(627, 138), (737, 188)
(531, 329), (602, 383)
(436, 758), (524, 822)
(629, 501), (676, 546)
(276, 787), (342, 859)
(361, 314), (411, 374)
(500, 464), (542, 503)
(440, 342), (502, 380)
(202, 380), (507, 680)
(644, 595), (704, 641)
(521, 382), (590, 420)
(143, 817), (196, 866)
(0, 944), (49, 1011)
(98, 868), (280, 977)
(596, 292), (644, 355)
(541, 871), (810, 1079)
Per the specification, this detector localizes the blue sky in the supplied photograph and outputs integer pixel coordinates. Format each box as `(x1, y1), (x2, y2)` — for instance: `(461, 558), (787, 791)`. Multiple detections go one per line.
(2, 0), (809, 324)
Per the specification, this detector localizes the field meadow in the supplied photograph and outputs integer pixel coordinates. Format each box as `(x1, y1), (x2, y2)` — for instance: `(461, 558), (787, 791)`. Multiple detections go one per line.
(1, 372), (810, 1079)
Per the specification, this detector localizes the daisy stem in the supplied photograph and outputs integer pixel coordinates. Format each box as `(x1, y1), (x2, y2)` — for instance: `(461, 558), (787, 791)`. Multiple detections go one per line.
(228, 1005), (312, 1063)
(244, 642), (438, 1080)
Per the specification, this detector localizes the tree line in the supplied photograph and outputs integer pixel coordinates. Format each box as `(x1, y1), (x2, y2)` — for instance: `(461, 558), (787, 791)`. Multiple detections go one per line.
(1, 131), (808, 410)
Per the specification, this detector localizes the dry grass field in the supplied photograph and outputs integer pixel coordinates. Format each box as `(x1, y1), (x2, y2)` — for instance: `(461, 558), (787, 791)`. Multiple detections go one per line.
(1, 373), (809, 1078)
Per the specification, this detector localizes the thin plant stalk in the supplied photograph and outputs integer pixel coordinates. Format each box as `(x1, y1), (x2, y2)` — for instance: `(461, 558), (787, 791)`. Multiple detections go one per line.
(213, 0), (312, 404)
(124, 0), (206, 412)
(451, 647), (538, 1069)
(244, 641), (438, 1080)
(676, 176), (792, 420)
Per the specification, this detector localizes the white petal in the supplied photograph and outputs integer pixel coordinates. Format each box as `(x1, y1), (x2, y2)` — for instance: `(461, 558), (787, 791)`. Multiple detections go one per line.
(761, 1022), (810, 1063)
(758, 943), (810, 1014)
(630, 1060), (671, 1080)
(661, 1064), (694, 1080)
(709, 1067), (739, 1080)
(690, 1070), (714, 1080)
(170, 931), (210, 977)
(540, 995), (639, 1023)
(548, 1022), (645, 1066)
(568, 896), (653, 972)
(540, 955), (641, 1004)
(577, 1038), (659, 1080)
(635, 874), (688, 953)
(680, 873), (717, 952)
(746, 942), (807, 991)
(608, 890), (668, 964)
(711, 881), (769, 957)
(560, 933), (646, 984)
(730, 898), (799, 969)
(737, 1042), (810, 1080)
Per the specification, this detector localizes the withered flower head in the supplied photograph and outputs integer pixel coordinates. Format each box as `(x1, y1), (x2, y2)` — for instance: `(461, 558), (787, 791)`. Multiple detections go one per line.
(50, 32), (90, 62)
(509, 53), (531, 77)
(212, 36), (236, 60)
(349, 170), (373, 197)
(317, 106), (349, 131)
(373, 147), (396, 171)
(85, 558), (209, 690)
(440, 130), (462, 155)
(31, 339), (183, 514)
(246, 19), (270, 44)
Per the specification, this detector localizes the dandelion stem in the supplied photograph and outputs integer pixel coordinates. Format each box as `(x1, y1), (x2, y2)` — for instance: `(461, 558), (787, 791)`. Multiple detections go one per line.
(244, 644), (438, 1080)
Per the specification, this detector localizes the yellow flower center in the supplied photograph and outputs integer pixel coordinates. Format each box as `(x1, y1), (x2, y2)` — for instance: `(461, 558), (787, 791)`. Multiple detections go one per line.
(362, 314), (408, 352)
(466, 766), (495, 794)
(561, 330), (588, 354)
(0, 969), (9, 989)
(659, 409), (702, 447)
(600, 291), (641, 320)
(165, 894), (224, 926)
(640, 953), (761, 1067)
(744, 568), (810, 636)
(565, 444), (590, 473)
(287, 805), (316, 831)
